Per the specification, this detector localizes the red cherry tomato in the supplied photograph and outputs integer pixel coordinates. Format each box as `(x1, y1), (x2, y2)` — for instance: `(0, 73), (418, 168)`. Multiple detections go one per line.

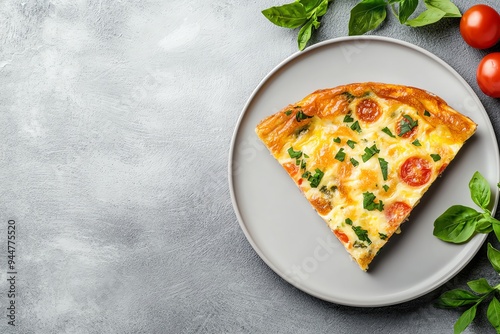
(477, 53), (500, 98)
(460, 4), (500, 49)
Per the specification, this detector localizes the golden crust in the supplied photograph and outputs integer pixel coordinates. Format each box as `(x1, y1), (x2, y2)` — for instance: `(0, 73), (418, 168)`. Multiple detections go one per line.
(255, 82), (477, 271)
(256, 82), (476, 155)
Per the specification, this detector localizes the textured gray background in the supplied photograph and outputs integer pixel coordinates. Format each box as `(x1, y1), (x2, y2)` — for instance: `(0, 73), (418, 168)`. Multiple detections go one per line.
(1, 0), (500, 333)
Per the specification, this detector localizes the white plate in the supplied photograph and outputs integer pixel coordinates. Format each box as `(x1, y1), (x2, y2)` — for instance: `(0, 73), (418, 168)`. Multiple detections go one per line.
(228, 36), (499, 307)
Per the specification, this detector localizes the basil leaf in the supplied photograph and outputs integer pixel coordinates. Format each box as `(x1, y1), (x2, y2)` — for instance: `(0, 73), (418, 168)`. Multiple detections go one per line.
(382, 126), (396, 138)
(262, 2), (308, 28)
(398, 114), (418, 136)
(363, 191), (384, 211)
(435, 289), (481, 308)
(412, 139), (421, 146)
(288, 147), (303, 159)
(433, 205), (481, 243)
(343, 113), (354, 123)
(469, 171), (491, 211)
(492, 218), (500, 242)
(398, 0), (418, 23)
(454, 305), (477, 334)
(350, 120), (362, 133)
(405, 6), (446, 27)
(378, 157), (388, 181)
(353, 240), (367, 248)
(299, 0), (325, 13)
(308, 168), (324, 188)
(467, 278), (493, 294)
(430, 153), (441, 162)
(335, 148), (346, 162)
(425, 0), (461, 18)
(309, 0), (330, 17)
(296, 110), (312, 122)
(348, 0), (387, 36)
(342, 91), (356, 103)
(298, 18), (315, 51)
(362, 144), (380, 162)
(487, 243), (500, 274)
(475, 215), (493, 234)
(352, 225), (372, 245)
(487, 297), (500, 334)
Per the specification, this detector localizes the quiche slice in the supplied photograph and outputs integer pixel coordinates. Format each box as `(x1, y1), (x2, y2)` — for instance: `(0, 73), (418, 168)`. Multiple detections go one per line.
(255, 82), (477, 271)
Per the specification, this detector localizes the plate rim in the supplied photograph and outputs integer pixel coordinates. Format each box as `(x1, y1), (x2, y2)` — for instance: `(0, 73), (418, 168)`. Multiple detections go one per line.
(228, 35), (498, 307)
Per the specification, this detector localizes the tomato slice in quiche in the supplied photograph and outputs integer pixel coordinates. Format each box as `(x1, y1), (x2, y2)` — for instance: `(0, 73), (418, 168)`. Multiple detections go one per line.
(255, 82), (477, 271)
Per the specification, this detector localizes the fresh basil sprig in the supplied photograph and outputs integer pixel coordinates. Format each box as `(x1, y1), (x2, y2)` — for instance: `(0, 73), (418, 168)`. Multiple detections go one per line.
(350, 0), (461, 34)
(433, 171), (500, 333)
(433, 171), (500, 243)
(262, 0), (461, 50)
(262, 0), (332, 50)
(435, 243), (500, 334)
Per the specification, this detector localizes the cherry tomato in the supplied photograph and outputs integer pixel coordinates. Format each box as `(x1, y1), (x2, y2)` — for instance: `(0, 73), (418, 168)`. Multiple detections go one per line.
(477, 53), (500, 98)
(399, 157), (431, 187)
(355, 99), (381, 123)
(385, 202), (412, 226)
(460, 4), (500, 49)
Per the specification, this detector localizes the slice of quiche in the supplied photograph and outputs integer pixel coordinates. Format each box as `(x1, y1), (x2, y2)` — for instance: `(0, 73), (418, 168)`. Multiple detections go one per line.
(255, 82), (477, 271)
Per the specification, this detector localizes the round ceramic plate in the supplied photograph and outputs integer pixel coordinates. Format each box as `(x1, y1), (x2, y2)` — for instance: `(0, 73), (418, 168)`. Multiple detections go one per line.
(228, 36), (499, 307)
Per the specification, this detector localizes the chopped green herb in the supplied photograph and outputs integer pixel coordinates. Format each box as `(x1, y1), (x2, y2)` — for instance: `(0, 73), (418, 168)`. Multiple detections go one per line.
(345, 218), (353, 225)
(347, 139), (357, 149)
(353, 240), (367, 248)
(288, 147), (302, 159)
(379, 232), (388, 240)
(381, 127), (396, 138)
(361, 144), (380, 162)
(296, 110), (312, 122)
(302, 171), (311, 179)
(398, 114), (418, 136)
(431, 154), (441, 162)
(320, 185), (337, 197)
(412, 139), (421, 146)
(350, 158), (359, 167)
(378, 158), (388, 181)
(335, 148), (346, 162)
(424, 110), (431, 117)
(303, 153), (309, 159)
(295, 158), (300, 165)
(350, 121), (361, 133)
(352, 225), (372, 245)
(363, 191), (384, 212)
(342, 91), (356, 103)
(333, 137), (341, 143)
(382, 184), (389, 192)
(308, 168), (324, 188)
(300, 159), (306, 170)
(343, 113), (354, 123)
(285, 110), (292, 116)
(296, 125), (309, 137)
